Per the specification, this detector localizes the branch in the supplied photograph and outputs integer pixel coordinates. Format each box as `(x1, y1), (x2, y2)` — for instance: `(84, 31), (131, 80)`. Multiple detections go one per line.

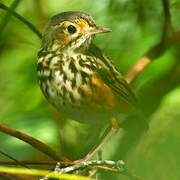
(40, 160), (144, 180)
(0, 166), (90, 180)
(125, 0), (175, 82)
(0, 2), (42, 39)
(0, 150), (29, 168)
(0, 160), (57, 166)
(0, 0), (22, 35)
(0, 124), (67, 161)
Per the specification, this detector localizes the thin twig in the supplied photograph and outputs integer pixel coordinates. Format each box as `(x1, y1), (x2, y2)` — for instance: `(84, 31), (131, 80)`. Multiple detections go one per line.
(53, 160), (144, 180)
(0, 150), (29, 169)
(0, 2), (42, 39)
(57, 160), (125, 174)
(0, 124), (66, 161)
(0, 160), (57, 166)
(0, 0), (22, 35)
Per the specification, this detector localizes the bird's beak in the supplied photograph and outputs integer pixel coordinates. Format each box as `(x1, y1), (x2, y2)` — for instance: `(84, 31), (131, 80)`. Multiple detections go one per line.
(85, 27), (111, 35)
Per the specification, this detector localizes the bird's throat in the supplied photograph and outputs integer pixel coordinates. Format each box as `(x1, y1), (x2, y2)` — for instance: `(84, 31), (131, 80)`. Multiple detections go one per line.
(48, 35), (92, 55)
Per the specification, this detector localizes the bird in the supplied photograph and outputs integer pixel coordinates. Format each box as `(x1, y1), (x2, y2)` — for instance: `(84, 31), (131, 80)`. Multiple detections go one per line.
(37, 11), (148, 161)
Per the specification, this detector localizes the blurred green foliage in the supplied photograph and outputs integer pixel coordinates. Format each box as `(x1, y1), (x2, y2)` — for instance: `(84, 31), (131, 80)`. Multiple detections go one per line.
(0, 0), (180, 179)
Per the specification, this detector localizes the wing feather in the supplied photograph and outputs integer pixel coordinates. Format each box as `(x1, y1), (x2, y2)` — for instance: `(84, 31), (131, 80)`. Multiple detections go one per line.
(88, 44), (137, 107)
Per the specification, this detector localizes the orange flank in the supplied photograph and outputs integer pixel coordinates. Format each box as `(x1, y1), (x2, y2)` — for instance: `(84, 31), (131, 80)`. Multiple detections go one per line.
(91, 74), (116, 109)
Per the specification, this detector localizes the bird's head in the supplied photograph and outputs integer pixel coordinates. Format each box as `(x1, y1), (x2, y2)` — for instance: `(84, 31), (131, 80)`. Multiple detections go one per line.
(42, 11), (111, 51)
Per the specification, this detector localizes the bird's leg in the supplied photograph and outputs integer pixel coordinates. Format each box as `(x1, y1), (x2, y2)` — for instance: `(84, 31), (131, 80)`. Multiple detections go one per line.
(77, 117), (119, 162)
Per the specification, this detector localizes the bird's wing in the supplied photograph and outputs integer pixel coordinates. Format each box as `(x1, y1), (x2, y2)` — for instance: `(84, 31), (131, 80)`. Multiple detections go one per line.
(88, 44), (137, 108)
(87, 44), (148, 130)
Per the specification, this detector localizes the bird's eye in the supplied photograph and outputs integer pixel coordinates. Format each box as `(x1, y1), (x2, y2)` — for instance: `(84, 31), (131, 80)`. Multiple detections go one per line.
(67, 25), (77, 34)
